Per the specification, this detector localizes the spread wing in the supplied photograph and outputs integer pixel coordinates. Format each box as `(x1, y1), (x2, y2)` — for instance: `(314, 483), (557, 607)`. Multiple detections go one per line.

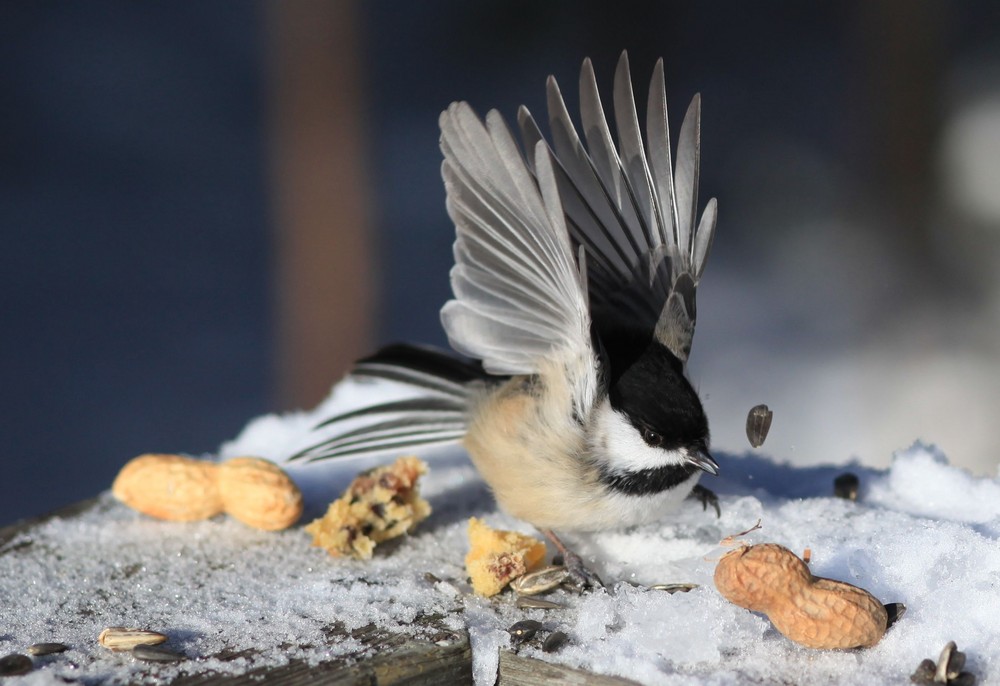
(439, 102), (599, 413)
(518, 52), (717, 363)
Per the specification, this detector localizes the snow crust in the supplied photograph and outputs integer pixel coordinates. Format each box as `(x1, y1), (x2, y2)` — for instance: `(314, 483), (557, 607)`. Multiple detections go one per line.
(1, 380), (998, 685)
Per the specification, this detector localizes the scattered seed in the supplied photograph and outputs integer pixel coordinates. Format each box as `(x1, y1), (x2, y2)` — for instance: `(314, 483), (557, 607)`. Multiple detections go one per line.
(833, 472), (860, 501)
(423, 572), (442, 584)
(911, 641), (976, 685)
(27, 642), (69, 656)
(516, 596), (565, 610)
(98, 627), (168, 651)
(0, 653), (33, 676)
(648, 583), (698, 594)
(745, 404), (773, 448)
(936, 641), (961, 683)
(911, 658), (937, 682)
(511, 566), (569, 596)
(507, 619), (542, 644)
(884, 602), (907, 629)
(542, 630), (568, 653)
(132, 644), (186, 663)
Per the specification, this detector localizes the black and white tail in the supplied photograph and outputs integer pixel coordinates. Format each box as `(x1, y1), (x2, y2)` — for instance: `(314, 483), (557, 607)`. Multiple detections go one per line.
(287, 344), (489, 462)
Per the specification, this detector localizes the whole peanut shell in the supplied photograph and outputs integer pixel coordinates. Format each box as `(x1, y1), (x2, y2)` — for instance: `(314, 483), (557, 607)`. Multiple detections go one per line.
(714, 543), (889, 649)
(112, 453), (302, 531)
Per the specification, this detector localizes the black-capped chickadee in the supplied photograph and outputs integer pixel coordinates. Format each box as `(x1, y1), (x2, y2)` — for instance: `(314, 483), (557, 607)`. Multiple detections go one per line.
(292, 52), (719, 583)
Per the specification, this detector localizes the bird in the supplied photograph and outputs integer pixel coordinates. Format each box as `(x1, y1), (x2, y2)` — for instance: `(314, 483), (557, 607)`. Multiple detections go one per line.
(290, 51), (719, 586)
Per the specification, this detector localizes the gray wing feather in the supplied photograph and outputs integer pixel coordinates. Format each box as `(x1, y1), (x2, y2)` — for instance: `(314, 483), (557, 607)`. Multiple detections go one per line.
(520, 52), (717, 363)
(439, 103), (595, 409)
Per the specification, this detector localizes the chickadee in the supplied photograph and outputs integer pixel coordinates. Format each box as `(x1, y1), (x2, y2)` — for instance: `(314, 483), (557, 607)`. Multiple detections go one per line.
(292, 52), (719, 581)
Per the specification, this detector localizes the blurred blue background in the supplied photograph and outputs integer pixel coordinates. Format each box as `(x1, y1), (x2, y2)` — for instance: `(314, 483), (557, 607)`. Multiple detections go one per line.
(4, 1), (1000, 526)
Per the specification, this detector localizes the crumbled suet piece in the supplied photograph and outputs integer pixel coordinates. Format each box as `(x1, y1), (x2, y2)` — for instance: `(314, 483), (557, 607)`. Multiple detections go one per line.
(306, 456), (431, 560)
(465, 518), (545, 597)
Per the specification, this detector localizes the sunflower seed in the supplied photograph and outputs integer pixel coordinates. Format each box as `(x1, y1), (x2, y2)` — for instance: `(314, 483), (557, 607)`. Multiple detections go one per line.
(27, 642), (69, 656)
(542, 630), (568, 653)
(649, 583), (698, 593)
(884, 602), (906, 629)
(911, 658), (936, 683)
(946, 647), (967, 680)
(745, 405), (773, 448)
(910, 641), (976, 686)
(833, 472), (860, 501)
(936, 641), (957, 683)
(132, 644), (186, 663)
(98, 627), (168, 651)
(507, 619), (542, 644)
(516, 596), (565, 610)
(0, 654), (32, 676)
(511, 566), (569, 596)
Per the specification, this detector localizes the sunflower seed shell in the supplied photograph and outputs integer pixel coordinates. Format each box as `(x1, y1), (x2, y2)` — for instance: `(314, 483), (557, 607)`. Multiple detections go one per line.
(132, 644), (187, 663)
(516, 596), (565, 610)
(27, 642), (69, 656)
(511, 566), (569, 596)
(542, 630), (569, 653)
(0, 654), (33, 676)
(99, 627), (168, 651)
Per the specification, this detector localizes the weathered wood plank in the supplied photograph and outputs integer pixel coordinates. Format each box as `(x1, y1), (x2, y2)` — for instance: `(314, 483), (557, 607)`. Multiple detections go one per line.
(499, 650), (641, 686)
(169, 616), (472, 686)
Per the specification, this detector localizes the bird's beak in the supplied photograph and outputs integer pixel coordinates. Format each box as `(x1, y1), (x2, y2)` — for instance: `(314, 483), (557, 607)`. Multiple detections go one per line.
(686, 449), (719, 476)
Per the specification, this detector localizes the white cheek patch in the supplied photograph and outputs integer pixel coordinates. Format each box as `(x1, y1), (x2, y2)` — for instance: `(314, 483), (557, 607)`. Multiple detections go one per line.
(592, 398), (689, 473)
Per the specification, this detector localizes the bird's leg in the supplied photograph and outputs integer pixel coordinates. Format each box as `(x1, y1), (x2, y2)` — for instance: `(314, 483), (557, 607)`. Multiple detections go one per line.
(689, 484), (721, 518)
(542, 529), (603, 589)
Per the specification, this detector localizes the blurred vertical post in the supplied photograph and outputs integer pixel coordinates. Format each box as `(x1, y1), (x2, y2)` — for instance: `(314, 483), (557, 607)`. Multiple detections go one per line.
(265, 0), (375, 410)
(853, 0), (945, 284)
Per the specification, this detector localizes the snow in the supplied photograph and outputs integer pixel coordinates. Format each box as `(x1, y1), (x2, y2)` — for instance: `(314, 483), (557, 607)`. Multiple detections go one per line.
(1, 380), (999, 685)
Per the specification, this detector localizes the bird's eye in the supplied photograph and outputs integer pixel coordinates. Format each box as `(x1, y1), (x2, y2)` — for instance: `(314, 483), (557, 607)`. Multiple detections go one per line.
(641, 427), (664, 447)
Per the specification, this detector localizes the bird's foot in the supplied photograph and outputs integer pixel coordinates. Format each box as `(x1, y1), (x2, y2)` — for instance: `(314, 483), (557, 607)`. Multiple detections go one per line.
(542, 529), (603, 590)
(689, 484), (721, 518)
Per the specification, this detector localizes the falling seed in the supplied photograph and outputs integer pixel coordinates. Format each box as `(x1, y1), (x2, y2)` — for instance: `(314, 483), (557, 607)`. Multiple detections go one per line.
(511, 566), (570, 596)
(0, 654), (33, 676)
(745, 405), (773, 448)
(648, 583), (698, 593)
(516, 596), (565, 610)
(27, 642), (69, 656)
(132, 644), (187, 663)
(833, 472), (860, 501)
(98, 627), (168, 651)
(542, 631), (568, 653)
(507, 619), (542, 644)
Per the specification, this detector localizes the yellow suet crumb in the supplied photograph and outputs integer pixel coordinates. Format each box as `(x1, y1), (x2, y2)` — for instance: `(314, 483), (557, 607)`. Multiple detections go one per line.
(306, 456), (431, 559)
(465, 517), (546, 596)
